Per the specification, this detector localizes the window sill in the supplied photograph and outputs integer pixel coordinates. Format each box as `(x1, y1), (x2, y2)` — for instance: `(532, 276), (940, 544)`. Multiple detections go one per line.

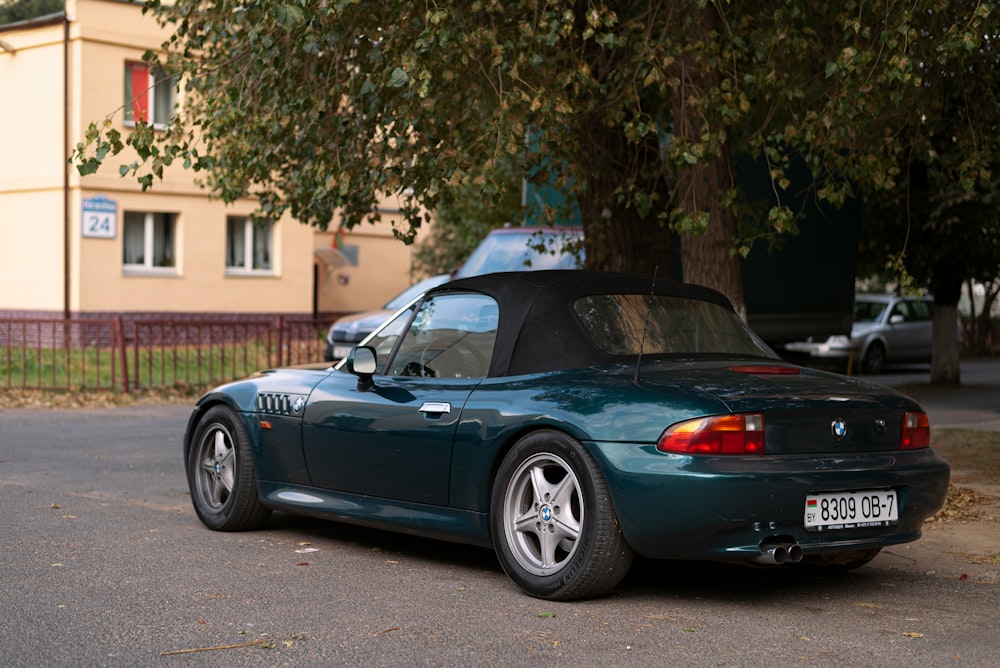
(122, 266), (179, 277)
(225, 269), (277, 278)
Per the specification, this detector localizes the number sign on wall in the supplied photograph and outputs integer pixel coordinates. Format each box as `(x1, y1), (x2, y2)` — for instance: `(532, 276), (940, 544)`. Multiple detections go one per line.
(82, 195), (118, 239)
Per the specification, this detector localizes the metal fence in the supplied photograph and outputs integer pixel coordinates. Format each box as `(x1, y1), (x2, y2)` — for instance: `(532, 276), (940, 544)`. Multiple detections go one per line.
(1, 316), (331, 392)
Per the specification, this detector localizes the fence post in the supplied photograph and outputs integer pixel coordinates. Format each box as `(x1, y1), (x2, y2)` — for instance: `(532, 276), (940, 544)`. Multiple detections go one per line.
(115, 316), (129, 393)
(276, 315), (285, 367)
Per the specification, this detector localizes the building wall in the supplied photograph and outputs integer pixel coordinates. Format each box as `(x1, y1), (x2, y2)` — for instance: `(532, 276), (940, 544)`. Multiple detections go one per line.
(0, 19), (66, 312)
(1, 0), (426, 323)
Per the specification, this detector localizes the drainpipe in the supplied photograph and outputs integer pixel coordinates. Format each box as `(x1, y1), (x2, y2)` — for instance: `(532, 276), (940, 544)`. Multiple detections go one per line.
(63, 14), (71, 320)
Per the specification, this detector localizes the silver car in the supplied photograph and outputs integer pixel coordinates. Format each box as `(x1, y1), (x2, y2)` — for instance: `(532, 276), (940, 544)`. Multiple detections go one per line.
(784, 294), (934, 374)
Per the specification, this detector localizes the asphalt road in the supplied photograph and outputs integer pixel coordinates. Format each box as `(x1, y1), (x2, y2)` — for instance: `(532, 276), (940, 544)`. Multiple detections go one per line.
(1, 397), (998, 667)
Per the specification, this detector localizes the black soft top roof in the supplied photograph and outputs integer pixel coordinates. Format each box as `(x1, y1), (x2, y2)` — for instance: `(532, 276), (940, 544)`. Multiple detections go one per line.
(425, 270), (735, 377)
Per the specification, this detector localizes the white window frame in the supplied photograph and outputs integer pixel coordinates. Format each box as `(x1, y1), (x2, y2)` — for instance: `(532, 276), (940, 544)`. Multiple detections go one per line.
(225, 216), (275, 276)
(124, 61), (176, 130)
(122, 211), (178, 276)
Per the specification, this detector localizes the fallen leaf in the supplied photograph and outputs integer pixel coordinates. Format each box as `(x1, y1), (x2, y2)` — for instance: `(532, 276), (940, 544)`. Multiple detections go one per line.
(902, 632), (924, 639)
(50, 503), (62, 509)
(538, 612), (555, 619)
(296, 562), (310, 566)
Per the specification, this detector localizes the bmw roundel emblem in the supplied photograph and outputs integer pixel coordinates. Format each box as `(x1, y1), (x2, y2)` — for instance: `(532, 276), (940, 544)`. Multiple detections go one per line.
(293, 396), (305, 413)
(540, 506), (552, 522)
(831, 418), (848, 441)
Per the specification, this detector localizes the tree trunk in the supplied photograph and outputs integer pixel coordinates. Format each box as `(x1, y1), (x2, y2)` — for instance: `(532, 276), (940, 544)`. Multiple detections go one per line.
(669, 5), (745, 317)
(675, 153), (746, 318)
(576, 120), (675, 277)
(930, 274), (962, 386)
(931, 302), (961, 386)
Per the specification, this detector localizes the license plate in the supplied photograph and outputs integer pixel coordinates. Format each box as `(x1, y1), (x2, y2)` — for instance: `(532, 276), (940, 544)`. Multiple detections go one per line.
(804, 490), (898, 531)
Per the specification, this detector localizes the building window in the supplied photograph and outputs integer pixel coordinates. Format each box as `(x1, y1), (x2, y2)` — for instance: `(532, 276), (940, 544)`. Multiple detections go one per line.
(124, 61), (175, 127)
(226, 216), (273, 273)
(123, 212), (176, 271)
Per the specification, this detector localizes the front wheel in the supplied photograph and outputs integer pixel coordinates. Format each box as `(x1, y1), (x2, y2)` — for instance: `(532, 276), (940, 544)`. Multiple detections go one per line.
(490, 430), (634, 600)
(187, 405), (271, 531)
(862, 342), (886, 374)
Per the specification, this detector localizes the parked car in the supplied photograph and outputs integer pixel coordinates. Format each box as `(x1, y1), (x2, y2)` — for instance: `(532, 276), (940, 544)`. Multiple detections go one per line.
(322, 226), (583, 361)
(454, 225), (582, 276)
(323, 274), (451, 362)
(185, 271), (949, 600)
(784, 294), (935, 374)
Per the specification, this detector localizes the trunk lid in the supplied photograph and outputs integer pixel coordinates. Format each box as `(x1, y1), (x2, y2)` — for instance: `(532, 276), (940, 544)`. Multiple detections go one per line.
(640, 360), (921, 454)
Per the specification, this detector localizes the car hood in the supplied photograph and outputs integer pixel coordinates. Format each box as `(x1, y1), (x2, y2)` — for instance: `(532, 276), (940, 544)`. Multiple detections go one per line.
(850, 323), (879, 339)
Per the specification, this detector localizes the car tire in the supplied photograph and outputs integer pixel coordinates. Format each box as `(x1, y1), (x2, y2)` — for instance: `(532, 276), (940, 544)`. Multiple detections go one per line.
(862, 342), (886, 374)
(801, 547), (881, 572)
(490, 429), (634, 601)
(187, 405), (272, 531)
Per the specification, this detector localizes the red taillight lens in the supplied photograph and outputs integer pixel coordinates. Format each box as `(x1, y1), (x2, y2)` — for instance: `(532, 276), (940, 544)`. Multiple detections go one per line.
(657, 414), (766, 455)
(901, 411), (930, 449)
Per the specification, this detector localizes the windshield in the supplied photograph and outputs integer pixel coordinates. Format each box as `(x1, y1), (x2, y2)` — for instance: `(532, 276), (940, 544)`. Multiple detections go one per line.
(854, 300), (888, 323)
(574, 294), (778, 358)
(456, 230), (582, 277)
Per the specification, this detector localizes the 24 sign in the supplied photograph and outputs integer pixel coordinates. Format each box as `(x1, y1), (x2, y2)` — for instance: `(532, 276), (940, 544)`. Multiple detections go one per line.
(82, 195), (117, 239)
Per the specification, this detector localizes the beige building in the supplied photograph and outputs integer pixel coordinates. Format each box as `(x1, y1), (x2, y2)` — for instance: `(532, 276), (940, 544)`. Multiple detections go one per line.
(0, 0), (421, 324)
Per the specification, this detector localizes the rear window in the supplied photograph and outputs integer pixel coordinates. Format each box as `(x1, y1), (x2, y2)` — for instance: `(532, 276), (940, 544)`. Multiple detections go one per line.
(573, 294), (777, 358)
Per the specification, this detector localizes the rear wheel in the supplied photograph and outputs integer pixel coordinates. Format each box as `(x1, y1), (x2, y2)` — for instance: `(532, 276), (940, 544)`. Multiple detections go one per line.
(187, 405), (271, 531)
(490, 430), (633, 600)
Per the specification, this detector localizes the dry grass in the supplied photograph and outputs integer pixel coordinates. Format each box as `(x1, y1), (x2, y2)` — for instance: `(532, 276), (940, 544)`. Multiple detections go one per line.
(2, 386), (205, 410)
(931, 428), (1000, 484)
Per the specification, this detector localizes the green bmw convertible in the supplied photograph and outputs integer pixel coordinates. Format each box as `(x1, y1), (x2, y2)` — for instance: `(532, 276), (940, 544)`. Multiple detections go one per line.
(183, 271), (950, 600)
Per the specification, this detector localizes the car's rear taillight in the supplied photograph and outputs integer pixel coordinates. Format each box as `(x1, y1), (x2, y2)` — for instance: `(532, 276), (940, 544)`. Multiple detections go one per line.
(657, 414), (766, 455)
(901, 411), (930, 449)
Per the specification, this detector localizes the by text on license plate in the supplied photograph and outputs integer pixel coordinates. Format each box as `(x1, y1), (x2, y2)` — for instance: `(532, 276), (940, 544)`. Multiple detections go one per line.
(804, 490), (898, 531)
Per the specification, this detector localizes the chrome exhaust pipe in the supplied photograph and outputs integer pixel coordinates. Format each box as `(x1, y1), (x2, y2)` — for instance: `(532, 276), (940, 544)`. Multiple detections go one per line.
(754, 544), (788, 565)
(753, 540), (803, 565)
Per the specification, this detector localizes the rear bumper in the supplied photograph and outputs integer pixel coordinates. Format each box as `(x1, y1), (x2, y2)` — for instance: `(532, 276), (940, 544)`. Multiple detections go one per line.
(586, 442), (950, 562)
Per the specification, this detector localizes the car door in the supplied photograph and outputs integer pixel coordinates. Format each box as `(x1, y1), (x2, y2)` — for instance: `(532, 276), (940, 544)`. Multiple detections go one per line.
(301, 292), (499, 506)
(884, 299), (931, 362)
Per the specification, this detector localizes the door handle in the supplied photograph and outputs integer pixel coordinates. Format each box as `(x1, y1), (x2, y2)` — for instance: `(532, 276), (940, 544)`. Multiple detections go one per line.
(419, 401), (451, 415)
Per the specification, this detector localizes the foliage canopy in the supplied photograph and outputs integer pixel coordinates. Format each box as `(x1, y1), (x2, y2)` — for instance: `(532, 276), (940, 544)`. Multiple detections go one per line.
(73, 0), (998, 312)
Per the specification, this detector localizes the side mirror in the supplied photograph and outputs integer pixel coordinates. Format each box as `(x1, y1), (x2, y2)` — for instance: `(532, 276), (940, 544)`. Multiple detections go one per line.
(346, 346), (377, 391)
(889, 314), (905, 325)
